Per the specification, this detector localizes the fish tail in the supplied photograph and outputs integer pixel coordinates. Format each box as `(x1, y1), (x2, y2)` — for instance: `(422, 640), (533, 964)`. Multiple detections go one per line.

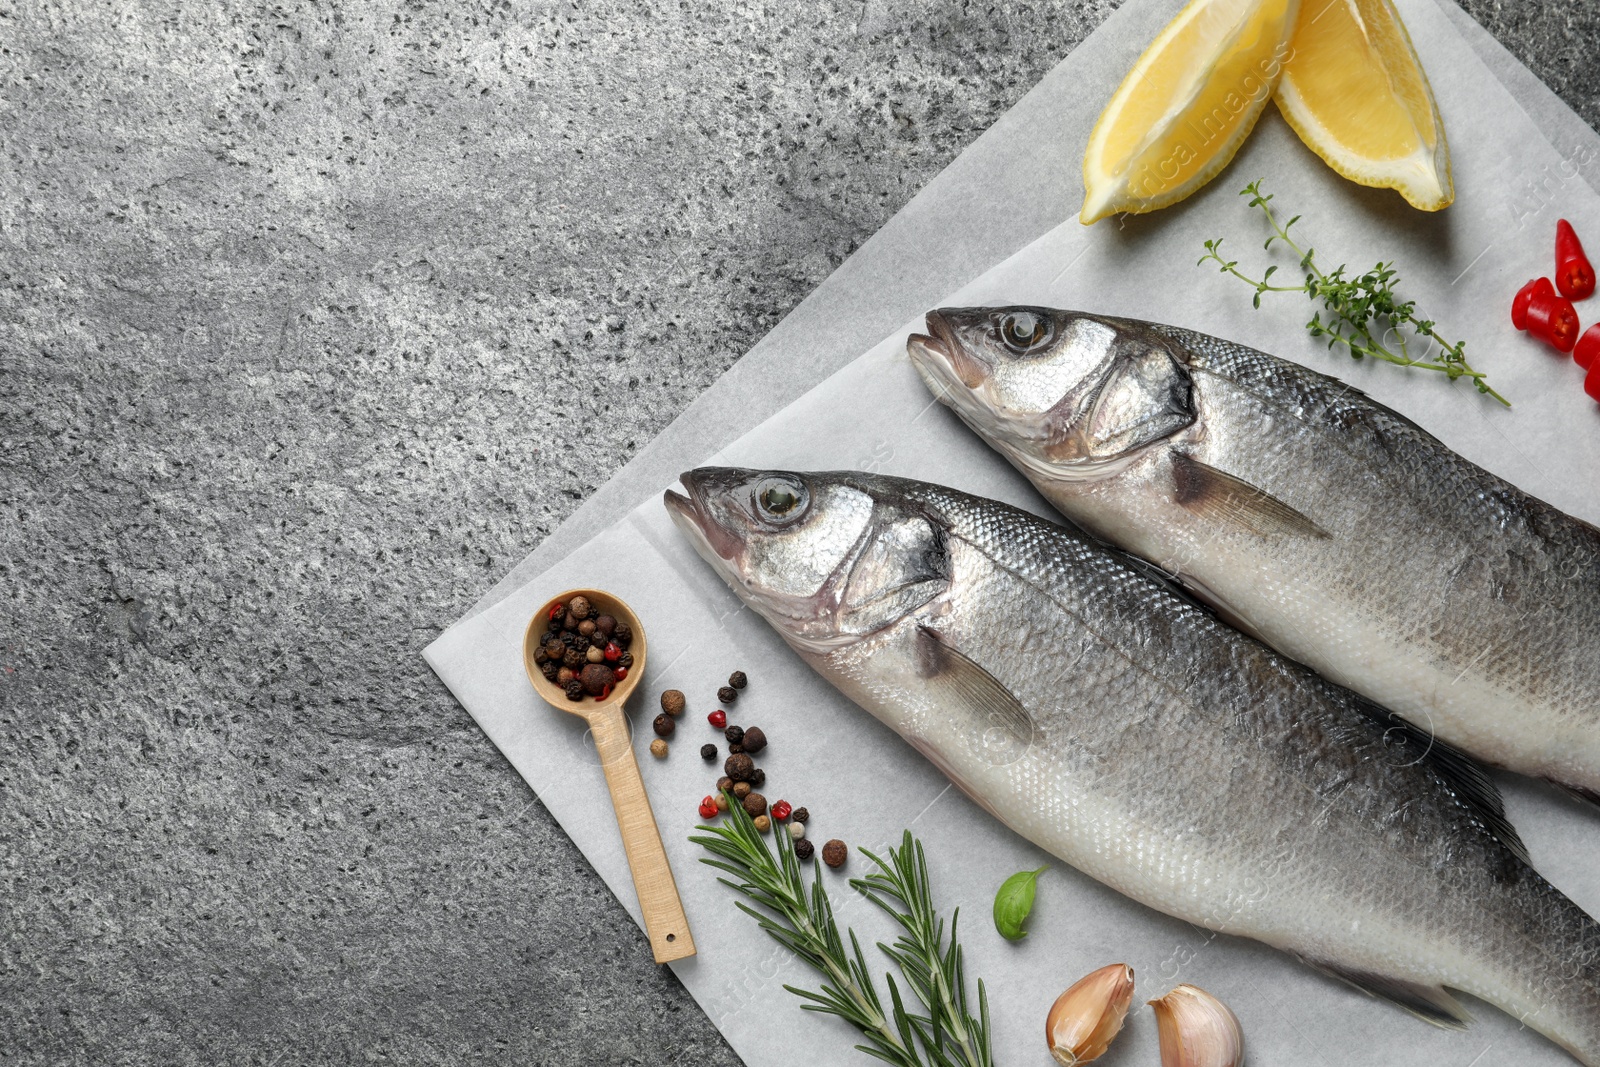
(1491, 871), (1600, 1066)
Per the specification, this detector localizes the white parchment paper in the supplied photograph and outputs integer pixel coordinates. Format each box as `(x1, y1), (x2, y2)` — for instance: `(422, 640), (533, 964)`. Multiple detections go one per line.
(427, 1), (1600, 1063)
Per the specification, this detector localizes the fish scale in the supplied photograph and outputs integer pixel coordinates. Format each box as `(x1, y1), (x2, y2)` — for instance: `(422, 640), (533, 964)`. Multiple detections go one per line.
(667, 468), (1600, 1064)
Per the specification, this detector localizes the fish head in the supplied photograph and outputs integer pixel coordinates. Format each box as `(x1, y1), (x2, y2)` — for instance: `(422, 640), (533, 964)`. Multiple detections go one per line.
(664, 468), (948, 653)
(907, 306), (1196, 477)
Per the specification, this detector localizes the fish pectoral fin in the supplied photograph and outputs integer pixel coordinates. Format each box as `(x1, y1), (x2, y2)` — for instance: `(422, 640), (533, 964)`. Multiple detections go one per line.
(1170, 453), (1330, 539)
(1301, 960), (1473, 1030)
(915, 625), (1036, 750)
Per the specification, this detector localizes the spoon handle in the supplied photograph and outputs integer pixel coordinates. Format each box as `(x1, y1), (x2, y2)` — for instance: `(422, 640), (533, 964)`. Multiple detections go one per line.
(589, 708), (696, 963)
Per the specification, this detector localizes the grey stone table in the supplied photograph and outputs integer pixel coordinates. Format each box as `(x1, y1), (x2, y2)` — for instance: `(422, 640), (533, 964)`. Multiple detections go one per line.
(3, 2), (1596, 1063)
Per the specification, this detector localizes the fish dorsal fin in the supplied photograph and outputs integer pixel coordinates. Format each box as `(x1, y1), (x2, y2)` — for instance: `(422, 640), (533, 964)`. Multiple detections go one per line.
(915, 625), (1036, 765)
(1362, 703), (1531, 866)
(1170, 452), (1329, 539)
(1300, 959), (1473, 1029)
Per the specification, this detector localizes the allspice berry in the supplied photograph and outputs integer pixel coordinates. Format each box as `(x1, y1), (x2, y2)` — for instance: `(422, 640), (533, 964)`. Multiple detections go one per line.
(660, 689), (686, 717)
(717, 685), (738, 704)
(753, 814), (771, 834)
(742, 792), (767, 818)
(578, 619), (596, 637)
(556, 666), (576, 687)
(725, 753), (755, 782)
(652, 713), (675, 738)
(733, 781), (752, 800)
(568, 595), (591, 620)
(728, 670), (748, 690)
(700, 743), (718, 761)
(716, 776), (733, 794)
(580, 663), (616, 696)
(649, 738), (668, 759)
(821, 839), (848, 869)
(741, 727), (767, 754)
(593, 614), (617, 636)
(795, 839), (815, 861)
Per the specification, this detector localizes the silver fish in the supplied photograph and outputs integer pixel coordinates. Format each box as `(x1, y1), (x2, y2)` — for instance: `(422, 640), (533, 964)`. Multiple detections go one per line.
(907, 308), (1600, 800)
(666, 467), (1600, 1063)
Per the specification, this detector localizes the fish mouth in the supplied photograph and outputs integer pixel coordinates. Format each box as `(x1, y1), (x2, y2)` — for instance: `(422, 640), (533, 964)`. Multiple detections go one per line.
(907, 309), (989, 391)
(664, 469), (747, 564)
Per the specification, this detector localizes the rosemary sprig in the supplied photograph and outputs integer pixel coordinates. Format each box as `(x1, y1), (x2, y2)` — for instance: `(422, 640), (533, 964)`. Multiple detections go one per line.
(691, 802), (993, 1067)
(1198, 179), (1510, 407)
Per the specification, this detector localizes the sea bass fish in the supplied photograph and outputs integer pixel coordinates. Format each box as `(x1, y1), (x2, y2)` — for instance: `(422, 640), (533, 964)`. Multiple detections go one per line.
(907, 308), (1600, 799)
(666, 467), (1600, 1063)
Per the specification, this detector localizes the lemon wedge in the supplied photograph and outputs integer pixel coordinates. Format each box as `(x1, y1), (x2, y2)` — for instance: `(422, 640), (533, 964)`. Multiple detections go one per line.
(1275, 0), (1452, 210)
(1081, 0), (1300, 224)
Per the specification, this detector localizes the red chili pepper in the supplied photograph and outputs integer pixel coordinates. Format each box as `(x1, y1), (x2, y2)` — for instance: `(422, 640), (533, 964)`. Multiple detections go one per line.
(613, 666), (628, 681)
(1556, 219), (1596, 300)
(771, 800), (793, 822)
(1586, 358), (1600, 403)
(698, 796), (719, 820)
(1526, 290), (1581, 353)
(1575, 323), (1600, 370)
(598, 684), (612, 700)
(603, 641), (621, 662)
(708, 709), (727, 729)
(1512, 277), (1555, 330)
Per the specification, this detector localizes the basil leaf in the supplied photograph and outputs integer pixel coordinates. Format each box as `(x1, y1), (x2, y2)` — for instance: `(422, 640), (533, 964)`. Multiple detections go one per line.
(993, 865), (1048, 941)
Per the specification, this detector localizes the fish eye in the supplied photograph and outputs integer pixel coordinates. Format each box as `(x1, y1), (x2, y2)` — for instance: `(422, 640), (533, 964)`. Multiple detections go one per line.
(754, 477), (808, 523)
(997, 310), (1052, 354)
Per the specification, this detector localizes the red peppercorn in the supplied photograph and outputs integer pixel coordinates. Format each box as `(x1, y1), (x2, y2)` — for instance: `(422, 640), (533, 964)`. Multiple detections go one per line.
(598, 684), (612, 700)
(1575, 323), (1600, 370)
(548, 602), (565, 621)
(613, 666), (629, 681)
(771, 800), (793, 822)
(1527, 290), (1581, 353)
(1512, 277), (1555, 330)
(708, 709), (727, 729)
(603, 641), (621, 662)
(698, 796), (718, 820)
(1556, 219), (1596, 300)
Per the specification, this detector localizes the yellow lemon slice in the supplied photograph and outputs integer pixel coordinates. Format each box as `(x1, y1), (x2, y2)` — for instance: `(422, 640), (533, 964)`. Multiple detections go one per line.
(1275, 0), (1452, 210)
(1081, 0), (1300, 224)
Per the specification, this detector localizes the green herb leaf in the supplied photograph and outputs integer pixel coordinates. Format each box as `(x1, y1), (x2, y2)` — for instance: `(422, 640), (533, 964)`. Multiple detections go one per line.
(992, 865), (1048, 941)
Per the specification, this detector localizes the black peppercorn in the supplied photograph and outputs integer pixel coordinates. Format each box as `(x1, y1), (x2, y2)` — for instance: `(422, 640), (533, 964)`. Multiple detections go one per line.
(533, 645), (549, 665)
(652, 713), (675, 738)
(741, 727), (767, 754)
(728, 670), (747, 690)
(717, 686), (738, 704)
(562, 648), (582, 670)
(564, 680), (584, 702)
(725, 753), (755, 782)
(728, 743), (743, 755)
(792, 807), (809, 824)
(540, 661), (560, 682)
(724, 725), (745, 746)
(617, 651), (634, 669)
(750, 768), (766, 788)
(795, 838), (815, 861)
(613, 621), (632, 643)
(547, 615), (564, 633)
(700, 743), (717, 761)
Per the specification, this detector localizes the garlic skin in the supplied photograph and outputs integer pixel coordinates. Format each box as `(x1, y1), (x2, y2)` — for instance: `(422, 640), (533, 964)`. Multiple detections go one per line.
(1148, 984), (1244, 1067)
(1046, 963), (1135, 1065)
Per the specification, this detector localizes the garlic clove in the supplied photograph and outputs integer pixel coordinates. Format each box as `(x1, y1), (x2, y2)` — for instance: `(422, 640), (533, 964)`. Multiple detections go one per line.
(1046, 963), (1135, 1066)
(1148, 983), (1244, 1067)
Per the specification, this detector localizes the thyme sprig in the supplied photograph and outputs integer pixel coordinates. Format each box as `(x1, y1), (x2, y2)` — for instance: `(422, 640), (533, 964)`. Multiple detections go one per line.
(1199, 179), (1509, 407)
(692, 801), (993, 1067)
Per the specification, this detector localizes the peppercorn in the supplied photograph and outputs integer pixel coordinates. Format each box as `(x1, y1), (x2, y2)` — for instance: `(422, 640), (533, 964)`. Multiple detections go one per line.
(741, 727), (767, 754)
(613, 621), (632, 643)
(727, 743), (744, 755)
(614, 666), (629, 682)
(569, 595), (591, 620)
(533, 645), (549, 665)
(540, 661), (559, 682)
(649, 738), (668, 759)
(661, 690), (687, 717)
(729, 670), (748, 690)
(563, 611), (579, 631)
(563, 648), (583, 670)
(652, 713), (675, 738)
(590, 633), (608, 649)
(617, 651), (634, 669)
(821, 839), (847, 869)
(586, 645), (605, 664)
(724, 725), (745, 746)
(771, 800), (792, 822)
(717, 686), (738, 704)
(700, 744), (718, 761)
(733, 781), (752, 800)
(708, 709), (727, 730)
(714, 793), (730, 812)
(698, 795), (718, 820)
(788, 821), (806, 841)
(795, 838), (815, 861)
(560, 631), (579, 648)
(543, 638), (563, 660)
(716, 776), (734, 794)
(580, 663), (616, 697)
(593, 614), (616, 637)
(725, 753), (754, 782)
(564, 680), (585, 702)
(547, 614), (564, 633)
(742, 792), (767, 817)
(792, 807), (809, 824)
(750, 768), (766, 788)
(753, 814), (771, 834)
(578, 619), (596, 637)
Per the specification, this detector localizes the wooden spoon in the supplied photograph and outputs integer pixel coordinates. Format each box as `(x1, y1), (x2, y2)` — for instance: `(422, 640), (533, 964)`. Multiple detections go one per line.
(523, 589), (695, 963)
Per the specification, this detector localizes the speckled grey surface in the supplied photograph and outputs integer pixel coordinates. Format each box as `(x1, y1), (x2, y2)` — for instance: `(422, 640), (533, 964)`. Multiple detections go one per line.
(2, 1), (1597, 1064)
